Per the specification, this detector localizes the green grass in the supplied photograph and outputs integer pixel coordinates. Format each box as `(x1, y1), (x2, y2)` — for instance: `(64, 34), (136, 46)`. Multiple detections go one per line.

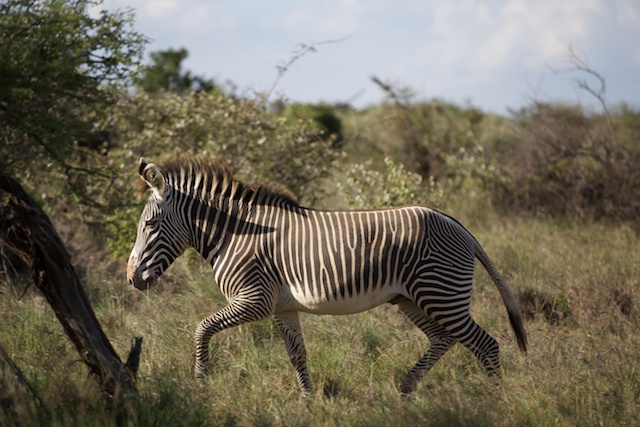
(1, 216), (639, 426)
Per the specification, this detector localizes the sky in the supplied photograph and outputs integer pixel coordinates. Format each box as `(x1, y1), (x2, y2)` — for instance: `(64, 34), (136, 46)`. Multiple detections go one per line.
(95, 0), (640, 115)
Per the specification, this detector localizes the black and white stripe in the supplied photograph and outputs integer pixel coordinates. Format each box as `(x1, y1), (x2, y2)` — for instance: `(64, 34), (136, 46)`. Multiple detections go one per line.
(127, 156), (528, 395)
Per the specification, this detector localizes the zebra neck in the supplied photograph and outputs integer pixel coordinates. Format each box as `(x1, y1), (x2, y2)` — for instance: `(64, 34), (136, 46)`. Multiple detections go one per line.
(186, 192), (249, 264)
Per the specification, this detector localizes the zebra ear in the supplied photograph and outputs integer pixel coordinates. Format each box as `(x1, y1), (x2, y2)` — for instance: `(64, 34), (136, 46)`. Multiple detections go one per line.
(139, 158), (166, 195)
(138, 157), (148, 176)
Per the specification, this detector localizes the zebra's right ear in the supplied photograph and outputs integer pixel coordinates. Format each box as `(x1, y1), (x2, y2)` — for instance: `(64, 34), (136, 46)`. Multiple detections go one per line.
(139, 158), (166, 196)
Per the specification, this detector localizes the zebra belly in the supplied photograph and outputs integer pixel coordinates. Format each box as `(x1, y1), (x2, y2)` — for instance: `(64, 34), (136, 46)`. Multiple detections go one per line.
(278, 283), (406, 315)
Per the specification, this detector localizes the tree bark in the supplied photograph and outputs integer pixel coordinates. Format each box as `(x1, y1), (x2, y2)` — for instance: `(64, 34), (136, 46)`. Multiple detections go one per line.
(0, 172), (141, 401)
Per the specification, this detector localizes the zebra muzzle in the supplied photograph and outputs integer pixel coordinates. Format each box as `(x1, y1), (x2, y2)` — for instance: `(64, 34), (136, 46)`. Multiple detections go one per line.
(127, 254), (158, 290)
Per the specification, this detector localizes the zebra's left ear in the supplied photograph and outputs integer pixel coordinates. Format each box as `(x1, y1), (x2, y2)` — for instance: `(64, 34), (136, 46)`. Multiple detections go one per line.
(139, 157), (166, 196)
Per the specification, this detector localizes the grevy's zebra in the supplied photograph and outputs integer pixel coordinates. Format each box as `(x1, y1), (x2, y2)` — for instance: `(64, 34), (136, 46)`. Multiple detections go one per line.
(127, 156), (527, 394)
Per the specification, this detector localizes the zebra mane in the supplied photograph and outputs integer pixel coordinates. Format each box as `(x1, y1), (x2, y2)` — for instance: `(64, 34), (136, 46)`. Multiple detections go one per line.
(136, 155), (299, 207)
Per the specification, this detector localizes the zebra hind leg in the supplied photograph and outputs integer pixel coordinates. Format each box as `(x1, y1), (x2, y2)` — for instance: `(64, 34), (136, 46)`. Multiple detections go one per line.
(411, 273), (502, 380)
(455, 318), (502, 379)
(429, 312), (502, 380)
(274, 311), (313, 396)
(194, 300), (272, 378)
(395, 298), (456, 394)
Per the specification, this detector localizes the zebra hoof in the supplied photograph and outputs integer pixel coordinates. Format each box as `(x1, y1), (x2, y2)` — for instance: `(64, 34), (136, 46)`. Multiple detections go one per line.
(399, 371), (423, 395)
(399, 380), (417, 395)
(300, 388), (314, 398)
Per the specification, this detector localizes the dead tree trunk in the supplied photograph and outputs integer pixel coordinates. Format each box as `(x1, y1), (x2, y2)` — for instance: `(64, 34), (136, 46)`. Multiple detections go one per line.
(0, 173), (141, 402)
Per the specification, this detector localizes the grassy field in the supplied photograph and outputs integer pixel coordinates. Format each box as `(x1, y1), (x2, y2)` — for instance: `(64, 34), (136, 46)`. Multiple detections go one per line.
(2, 212), (639, 426)
(3, 4), (639, 425)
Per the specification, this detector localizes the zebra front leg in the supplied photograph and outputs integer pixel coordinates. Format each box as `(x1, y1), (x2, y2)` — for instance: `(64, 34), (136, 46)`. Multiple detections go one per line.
(396, 298), (457, 394)
(194, 300), (272, 378)
(274, 311), (313, 396)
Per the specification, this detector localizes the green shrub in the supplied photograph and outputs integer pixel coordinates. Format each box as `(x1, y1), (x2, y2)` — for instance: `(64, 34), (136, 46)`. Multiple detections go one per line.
(283, 102), (345, 147)
(336, 156), (445, 210)
(492, 102), (640, 223)
(100, 91), (340, 256)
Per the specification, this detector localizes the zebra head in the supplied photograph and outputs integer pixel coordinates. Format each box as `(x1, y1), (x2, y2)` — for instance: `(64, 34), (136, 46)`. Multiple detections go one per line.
(127, 158), (190, 290)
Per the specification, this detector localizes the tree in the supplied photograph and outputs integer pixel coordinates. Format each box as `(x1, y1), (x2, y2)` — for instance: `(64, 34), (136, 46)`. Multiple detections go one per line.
(134, 48), (216, 95)
(0, 174), (142, 405)
(0, 2), (147, 410)
(0, 0), (146, 208)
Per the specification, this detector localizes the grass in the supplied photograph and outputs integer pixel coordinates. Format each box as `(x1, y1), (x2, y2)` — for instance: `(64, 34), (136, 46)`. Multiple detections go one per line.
(1, 215), (639, 426)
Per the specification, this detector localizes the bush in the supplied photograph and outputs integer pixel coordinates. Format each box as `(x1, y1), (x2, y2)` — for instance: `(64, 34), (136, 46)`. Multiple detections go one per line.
(365, 78), (489, 181)
(492, 103), (640, 223)
(282, 102), (345, 147)
(101, 91), (340, 256)
(336, 156), (445, 210)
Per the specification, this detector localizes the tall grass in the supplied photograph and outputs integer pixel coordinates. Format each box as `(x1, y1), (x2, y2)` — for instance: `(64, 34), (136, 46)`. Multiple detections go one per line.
(2, 214), (639, 426)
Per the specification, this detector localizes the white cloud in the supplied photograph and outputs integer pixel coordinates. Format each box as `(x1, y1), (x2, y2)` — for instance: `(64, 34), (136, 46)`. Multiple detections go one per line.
(89, 0), (639, 112)
(98, 0), (237, 34)
(424, 0), (605, 73)
(176, 3), (236, 32)
(141, 0), (180, 19)
(277, 0), (366, 40)
(615, 0), (640, 29)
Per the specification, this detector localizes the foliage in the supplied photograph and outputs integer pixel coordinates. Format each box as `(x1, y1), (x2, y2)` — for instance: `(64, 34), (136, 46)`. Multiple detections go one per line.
(369, 77), (488, 180)
(0, 0), (146, 212)
(492, 102), (640, 222)
(108, 91), (339, 199)
(100, 90), (340, 256)
(336, 94), (499, 213)
(337, 156), (444, 210)
(349, 76), (639, 225)
(282, 102), (345, 147)
(134, 48), (216, 95)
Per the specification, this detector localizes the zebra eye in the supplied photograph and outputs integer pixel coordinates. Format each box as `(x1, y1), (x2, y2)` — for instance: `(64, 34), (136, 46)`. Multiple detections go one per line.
(145, 219), (159, 229)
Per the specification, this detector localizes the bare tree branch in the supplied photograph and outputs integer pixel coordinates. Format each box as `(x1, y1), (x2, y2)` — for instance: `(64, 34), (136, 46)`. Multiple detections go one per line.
(549, 47), (617, 143)
(267, 35), (353, 99)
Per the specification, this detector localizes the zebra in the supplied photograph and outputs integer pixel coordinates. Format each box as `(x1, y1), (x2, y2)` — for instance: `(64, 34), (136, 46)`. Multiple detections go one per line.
(127, 155), (527, 395)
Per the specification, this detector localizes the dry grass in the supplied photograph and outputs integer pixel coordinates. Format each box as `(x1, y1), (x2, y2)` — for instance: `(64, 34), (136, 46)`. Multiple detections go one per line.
(1, 216), (639, 426)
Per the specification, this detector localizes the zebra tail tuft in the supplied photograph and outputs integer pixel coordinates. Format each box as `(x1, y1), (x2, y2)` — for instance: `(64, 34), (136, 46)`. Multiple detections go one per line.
(508, 311), (528, 353)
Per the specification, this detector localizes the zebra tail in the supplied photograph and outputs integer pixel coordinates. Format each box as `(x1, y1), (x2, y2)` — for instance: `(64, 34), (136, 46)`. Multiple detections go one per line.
(473, 240), (528, 353)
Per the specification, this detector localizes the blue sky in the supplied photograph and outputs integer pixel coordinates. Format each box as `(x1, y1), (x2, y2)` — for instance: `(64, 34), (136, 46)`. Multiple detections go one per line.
(95, 0), (640, 114)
